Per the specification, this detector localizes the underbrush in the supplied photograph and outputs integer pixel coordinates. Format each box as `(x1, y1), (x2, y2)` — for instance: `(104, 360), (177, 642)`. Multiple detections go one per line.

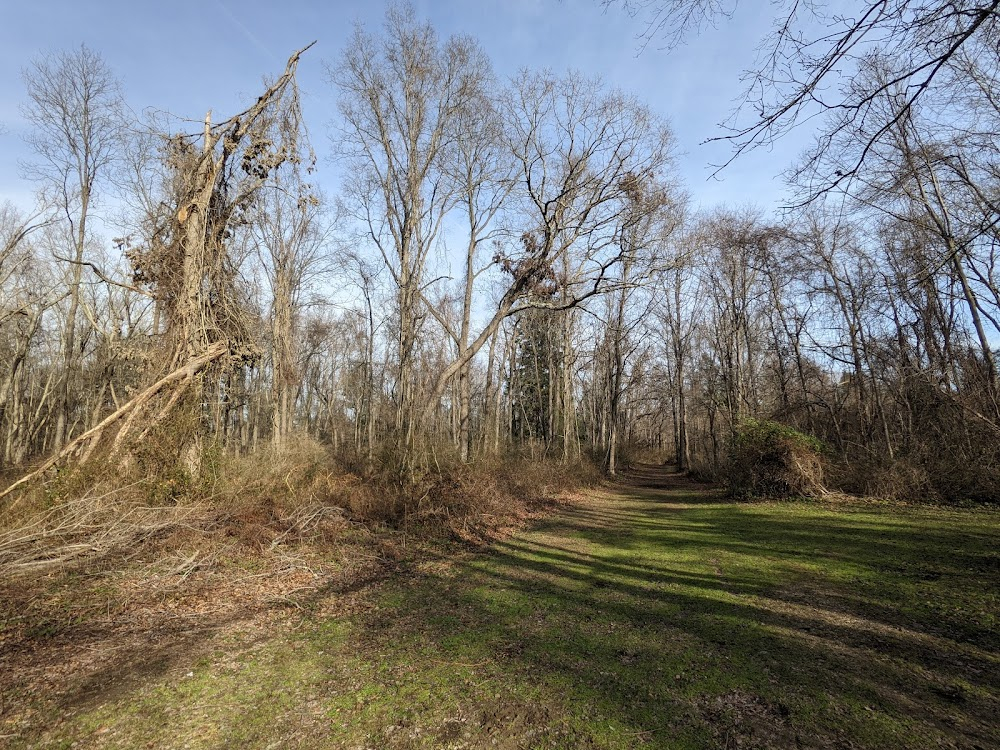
(0, 444), (598, 578)
(0, 436), (356, 578)
(726, 419), (826, 499)
(821, 436), (1000, 504)
(394, 455), (601, 542)
(0, 439), (598, 627)
(0, 438), (599, 724)
(827, 454), (939, 502)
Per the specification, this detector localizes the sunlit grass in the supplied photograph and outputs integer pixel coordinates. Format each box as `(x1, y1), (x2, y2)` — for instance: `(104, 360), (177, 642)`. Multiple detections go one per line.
(25, 471), (1000, 749)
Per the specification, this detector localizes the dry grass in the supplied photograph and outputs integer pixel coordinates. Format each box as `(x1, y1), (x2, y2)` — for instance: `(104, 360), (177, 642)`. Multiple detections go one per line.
(0, 439), (599, 697)
(0, 436), (361, 580)
(394, 456), (602, 543)
(0, 438), (601, 747)
(0, 436), (601, 590)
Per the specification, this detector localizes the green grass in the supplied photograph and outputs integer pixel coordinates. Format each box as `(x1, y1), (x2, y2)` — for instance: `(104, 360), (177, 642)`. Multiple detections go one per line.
(17, 468), (1000, 749)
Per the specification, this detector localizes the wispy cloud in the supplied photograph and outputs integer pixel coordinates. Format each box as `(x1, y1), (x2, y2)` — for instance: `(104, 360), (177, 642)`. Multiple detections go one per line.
(214, 0), (277, 62)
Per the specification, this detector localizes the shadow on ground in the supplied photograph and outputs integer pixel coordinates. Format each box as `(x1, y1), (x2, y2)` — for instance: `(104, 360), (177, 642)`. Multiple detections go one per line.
(350, 464), (1000, 749)
(10, 464), (999, 749)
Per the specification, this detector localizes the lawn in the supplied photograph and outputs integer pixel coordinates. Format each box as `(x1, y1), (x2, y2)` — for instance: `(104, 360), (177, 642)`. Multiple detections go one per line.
(9, 466), (999, 749)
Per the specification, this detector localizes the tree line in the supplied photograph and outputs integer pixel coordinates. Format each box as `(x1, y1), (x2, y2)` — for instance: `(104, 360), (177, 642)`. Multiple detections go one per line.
(1, 3), (998, 501)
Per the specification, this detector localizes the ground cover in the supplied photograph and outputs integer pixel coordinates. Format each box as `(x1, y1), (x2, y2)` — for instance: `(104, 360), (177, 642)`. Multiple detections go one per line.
(4, 465), (998, 749)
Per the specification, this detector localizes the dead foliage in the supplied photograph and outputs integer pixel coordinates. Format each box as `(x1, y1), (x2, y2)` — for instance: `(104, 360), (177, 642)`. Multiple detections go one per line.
(0, 439), (598, 697)
(0, 443), (598, 746)
(697, 689), (799, 749)
(346, 455), (602, 546)
(727, 419), (826, 499)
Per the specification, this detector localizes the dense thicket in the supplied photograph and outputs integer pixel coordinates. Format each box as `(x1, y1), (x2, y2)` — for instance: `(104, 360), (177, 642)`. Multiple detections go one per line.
(1, 3), (998, 505)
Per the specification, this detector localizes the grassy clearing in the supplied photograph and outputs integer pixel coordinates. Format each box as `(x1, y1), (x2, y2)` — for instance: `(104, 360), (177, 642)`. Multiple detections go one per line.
(6, 466), (1000, 749)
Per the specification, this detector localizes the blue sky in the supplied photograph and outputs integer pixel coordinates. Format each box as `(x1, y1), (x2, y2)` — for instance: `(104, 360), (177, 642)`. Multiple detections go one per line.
(0, 0), (810, 215)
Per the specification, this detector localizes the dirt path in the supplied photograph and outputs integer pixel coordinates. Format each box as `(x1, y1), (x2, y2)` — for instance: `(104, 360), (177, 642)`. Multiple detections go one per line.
(9, 464), (1000, 749)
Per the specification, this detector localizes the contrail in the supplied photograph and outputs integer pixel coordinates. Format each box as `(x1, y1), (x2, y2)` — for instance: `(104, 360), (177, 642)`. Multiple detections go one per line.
(214, 0), (277, 62)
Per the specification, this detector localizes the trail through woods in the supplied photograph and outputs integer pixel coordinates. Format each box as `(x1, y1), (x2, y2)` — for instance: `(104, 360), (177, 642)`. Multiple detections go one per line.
(4, 466), (1000, 749)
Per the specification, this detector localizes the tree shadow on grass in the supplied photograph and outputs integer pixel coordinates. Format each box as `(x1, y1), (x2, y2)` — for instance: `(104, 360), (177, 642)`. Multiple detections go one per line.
(352, 466), (1000, 749)
(0, 554), (398, 749)
(14, 465), (998, 749)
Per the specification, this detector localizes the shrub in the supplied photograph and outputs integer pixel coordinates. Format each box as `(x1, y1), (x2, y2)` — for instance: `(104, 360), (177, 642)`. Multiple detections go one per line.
(727, 419), (826, 498)
(307, 450), (601, 547)
(0, 433), (601, 581)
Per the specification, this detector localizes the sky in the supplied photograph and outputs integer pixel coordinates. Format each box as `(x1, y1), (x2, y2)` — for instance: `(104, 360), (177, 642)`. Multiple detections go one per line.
(0, 0), (815, 219)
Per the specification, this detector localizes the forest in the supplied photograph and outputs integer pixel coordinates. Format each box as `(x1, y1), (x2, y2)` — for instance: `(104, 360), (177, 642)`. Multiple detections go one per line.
(1, 1), (999, 748)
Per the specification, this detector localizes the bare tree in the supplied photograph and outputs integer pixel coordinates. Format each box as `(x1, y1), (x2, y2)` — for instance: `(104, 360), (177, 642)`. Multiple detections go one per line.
(655, 240), (700, 470)
(252, 179), (328, 446)
(601, 175), (677, 474)
(2, 44), (315, 499)
(430, 69), (515, 462)
(332, 4), (489, 473)
(339, 252), (384, 463)
(21, 45), (125, 450)
(606, 1), (1000, 200)
(0, 203), (60, 467)
(870, 96), (999, 400)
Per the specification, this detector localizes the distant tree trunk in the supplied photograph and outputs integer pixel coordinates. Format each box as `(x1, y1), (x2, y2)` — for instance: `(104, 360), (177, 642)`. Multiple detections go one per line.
(22, 46), (125, 451)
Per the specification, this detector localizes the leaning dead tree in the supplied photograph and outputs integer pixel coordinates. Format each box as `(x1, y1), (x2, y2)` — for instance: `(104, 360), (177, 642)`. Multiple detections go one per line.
(0, 43), (315, 502)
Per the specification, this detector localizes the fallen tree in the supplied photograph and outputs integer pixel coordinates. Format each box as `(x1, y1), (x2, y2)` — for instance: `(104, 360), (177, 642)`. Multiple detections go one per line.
(1, 44), (315, 502)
